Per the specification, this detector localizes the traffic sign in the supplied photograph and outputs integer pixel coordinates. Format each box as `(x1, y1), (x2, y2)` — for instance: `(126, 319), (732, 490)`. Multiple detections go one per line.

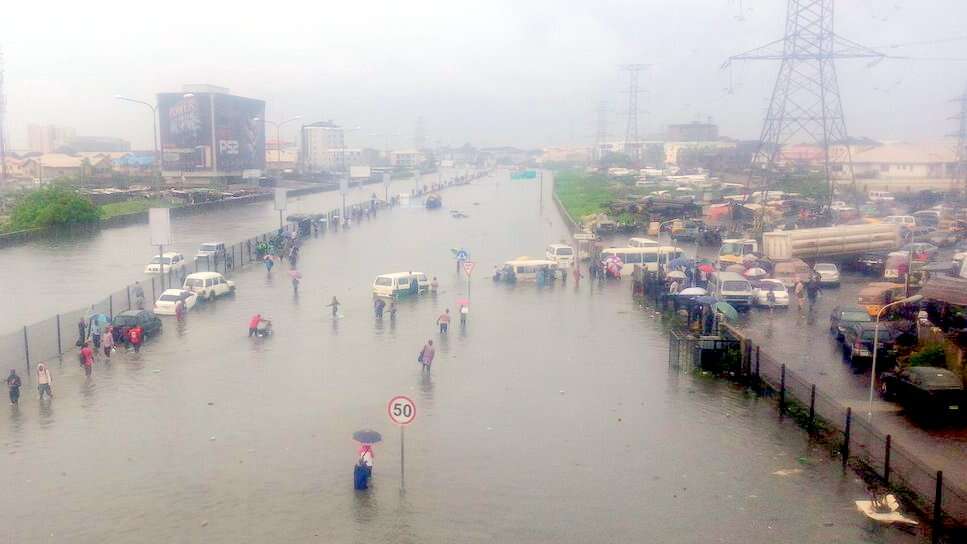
(463, 261), (475, 276)
(455, 249), (469, 261)
(388, 395), (416, 425)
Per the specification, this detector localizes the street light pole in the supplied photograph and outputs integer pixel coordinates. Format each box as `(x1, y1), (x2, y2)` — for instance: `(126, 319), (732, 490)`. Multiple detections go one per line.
(114, 95), (160, 188)
(868, 295), (923, 420)
(254, 116), (301, 173)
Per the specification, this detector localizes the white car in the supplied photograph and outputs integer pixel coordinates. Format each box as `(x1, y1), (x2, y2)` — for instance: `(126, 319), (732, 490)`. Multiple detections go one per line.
(144, 252), (186, 275)
(814, 263), (840, 286)
(153, 289), (198, 315)
(753, 279), (789, 308)
(183, 272), (236, 301)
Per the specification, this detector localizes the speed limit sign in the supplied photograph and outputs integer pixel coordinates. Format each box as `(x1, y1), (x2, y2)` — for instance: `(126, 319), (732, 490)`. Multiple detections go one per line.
(388, 395), (416, 425)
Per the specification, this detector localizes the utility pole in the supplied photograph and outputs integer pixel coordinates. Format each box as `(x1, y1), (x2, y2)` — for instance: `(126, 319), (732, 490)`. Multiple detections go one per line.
(724, 0), (884, 222)
(620, 64), (649, 165)
(951, 85), (967, 196)
(594, 100), (609, 164)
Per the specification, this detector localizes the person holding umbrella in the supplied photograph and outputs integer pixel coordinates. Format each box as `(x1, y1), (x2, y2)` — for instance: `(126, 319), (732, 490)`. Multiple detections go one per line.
(352, 430), (382, 490)
(289, 270), (302, 295)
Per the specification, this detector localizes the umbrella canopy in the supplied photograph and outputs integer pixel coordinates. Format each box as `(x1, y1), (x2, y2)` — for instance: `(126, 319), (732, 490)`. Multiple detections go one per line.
(679, 287), (708, 296)
(697, 263), (716, 274)
(742, 253), (758, 263)
(456, 297), (469, 306)
(603, 255), (623, 266)
(353, 430), (383, 444)
(743, 267), (768, 278)
(666, 270), (687, 280)
(667, 257), (693, 270)
(288, 270), (303, 279)
(725, 264), (746, 273)
(714, 301), (739, 321)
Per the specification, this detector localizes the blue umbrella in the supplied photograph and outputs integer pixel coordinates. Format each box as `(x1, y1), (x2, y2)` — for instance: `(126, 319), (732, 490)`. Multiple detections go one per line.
(352, 430), (383, 444)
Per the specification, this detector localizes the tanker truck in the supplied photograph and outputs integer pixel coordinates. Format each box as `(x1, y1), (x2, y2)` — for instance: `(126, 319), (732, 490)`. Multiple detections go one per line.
(762, 223), (901, 262)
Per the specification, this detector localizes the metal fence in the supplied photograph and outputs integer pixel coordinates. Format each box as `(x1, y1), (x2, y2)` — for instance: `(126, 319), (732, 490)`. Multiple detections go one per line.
(753, 345), (967, 536)
(0, 205), (354, 375)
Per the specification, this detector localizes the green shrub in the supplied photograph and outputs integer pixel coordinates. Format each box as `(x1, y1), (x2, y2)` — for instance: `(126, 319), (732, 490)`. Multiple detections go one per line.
(8, 186), (101, 230)
(909, 343), (946, 368)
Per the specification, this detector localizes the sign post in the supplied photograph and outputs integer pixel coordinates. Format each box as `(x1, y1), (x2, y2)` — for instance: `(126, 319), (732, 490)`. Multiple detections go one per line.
(382, 172), (391, 203)
(388, 395), (416, 492)
(274, 188), (287, 230)
(463, 260), (475, 301)
(340, 177), (349, 221)
(149, 208), (172, 292)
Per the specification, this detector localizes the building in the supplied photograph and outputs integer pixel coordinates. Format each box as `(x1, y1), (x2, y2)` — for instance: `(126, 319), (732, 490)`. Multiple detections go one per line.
(390, 149), (424, 168)
(848, 142), (958, 180)
(265, 145), (299, 171)
(63, 136), (131, 152)
(301, 121), (345, 172)
(538, 146), (590, 164)
(19, 153), (114, 181)
(158, 85), (266, 183)
(667, 122), (719, 142)
(27, 125), (76, 153)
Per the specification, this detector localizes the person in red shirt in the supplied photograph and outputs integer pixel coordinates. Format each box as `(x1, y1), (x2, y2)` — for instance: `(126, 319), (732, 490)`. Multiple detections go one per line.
(80, 341), (95, 378)
(127, 325), (144, 353)
(248, 314), (265, 337)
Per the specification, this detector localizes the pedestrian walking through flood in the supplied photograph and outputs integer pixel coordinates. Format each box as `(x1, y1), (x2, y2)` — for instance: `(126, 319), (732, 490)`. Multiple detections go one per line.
(437, 309), (451, 334)
(7, 369), (22, 405)
(418, 339), (435, 371)
(36, 363), (52, 400)
(327, 296), (341, 318)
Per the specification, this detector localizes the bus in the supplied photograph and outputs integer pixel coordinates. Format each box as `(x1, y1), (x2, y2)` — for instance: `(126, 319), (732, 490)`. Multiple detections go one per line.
(599, 246), (684, 277)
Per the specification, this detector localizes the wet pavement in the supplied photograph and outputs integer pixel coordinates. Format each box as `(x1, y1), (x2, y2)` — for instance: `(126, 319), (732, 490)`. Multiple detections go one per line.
(1, 173), (924, 543)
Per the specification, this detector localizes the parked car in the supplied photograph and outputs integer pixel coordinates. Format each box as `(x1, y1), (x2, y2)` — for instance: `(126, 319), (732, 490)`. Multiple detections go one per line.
(144, 252), (186, 275)
(752, 279), (789, 308)
(183, 272), (236, 301)
(111, 309), (162, 338)
(841, 322), (900, 366)
(813, 263), (840, 286)
(855, 253), (887, 276)
(829, 305), (873, 342)
(153, 288), (198, 315)
(881, 366), (964, 417)
(196, 242), (227, 260)
(900, 242), (939, 262)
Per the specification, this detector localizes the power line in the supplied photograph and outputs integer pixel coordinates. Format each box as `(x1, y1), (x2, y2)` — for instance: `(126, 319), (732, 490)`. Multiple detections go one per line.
(619, 64), (649, 164)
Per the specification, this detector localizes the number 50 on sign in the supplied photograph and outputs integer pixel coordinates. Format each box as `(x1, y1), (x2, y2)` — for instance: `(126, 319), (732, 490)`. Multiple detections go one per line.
(388, 395), (416, 425)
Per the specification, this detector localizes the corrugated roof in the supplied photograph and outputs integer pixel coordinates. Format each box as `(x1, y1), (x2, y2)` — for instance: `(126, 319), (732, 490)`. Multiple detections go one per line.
(851, 142), (956, 164)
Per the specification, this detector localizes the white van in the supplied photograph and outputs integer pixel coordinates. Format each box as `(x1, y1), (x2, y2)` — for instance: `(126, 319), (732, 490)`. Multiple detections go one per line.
(144, 252), (185, 274)
(709, 271), (754, 309)
(497, 259), (558, 282)
(183, 272), (235, 301)
(599, 246), (684, 276)
(628, 237), (659, 248)
(883, 215), (916, 229)
(868, 191), (895, 203)
(545, 244), (575, 267)
(372, 272), (430, 298)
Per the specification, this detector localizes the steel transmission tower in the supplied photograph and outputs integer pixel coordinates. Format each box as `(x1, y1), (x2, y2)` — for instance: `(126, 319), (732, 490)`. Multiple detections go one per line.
(725, 0), (884, 212)
(952, 85), (967, 195)
(620, 64), (648, 163)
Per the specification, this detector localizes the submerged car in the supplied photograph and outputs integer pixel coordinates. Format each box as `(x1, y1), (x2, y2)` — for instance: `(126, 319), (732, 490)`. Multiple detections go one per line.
(881, 366), (964, 418)
(752, 279), (789, 308)
(183, 272), (236, 301)
(111, 309), (162, 338)
(813, 263), (840, 286)
(841, 322), (900, 366)
(829, 305), (873, 342)
(144, 252), (186, 275)
(153, 289), (198, 315)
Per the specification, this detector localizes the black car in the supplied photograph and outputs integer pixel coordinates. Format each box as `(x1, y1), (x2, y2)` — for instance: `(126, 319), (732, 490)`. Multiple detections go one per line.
(881, 366), (964, 417)
(855, 253), (887, 276)
(829, 305), (873, 342)
(841, 322), (900, 366)
(112, 309), (162, 339)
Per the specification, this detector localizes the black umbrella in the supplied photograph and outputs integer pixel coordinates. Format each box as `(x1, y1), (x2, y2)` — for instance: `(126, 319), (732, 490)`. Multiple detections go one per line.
(353, 429), (383, 444)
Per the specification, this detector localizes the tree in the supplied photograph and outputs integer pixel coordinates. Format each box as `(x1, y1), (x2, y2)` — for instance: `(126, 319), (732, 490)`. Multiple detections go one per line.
(8, 186), (101, 231)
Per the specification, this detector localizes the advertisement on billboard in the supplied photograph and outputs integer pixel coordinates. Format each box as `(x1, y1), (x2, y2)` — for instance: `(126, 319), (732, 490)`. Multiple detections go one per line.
(159, 92), (265, 173)
(158, 93), (211, 171)
(214, 94), (265, 172)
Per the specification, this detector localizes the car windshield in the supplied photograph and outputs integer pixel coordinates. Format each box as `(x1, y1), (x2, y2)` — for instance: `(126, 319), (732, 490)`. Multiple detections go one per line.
(860, 329), (896, 341)
(185, 278), (204, 289)
(556, 248), (573, 255)
(200, 244), (219, 252)
(720, 243), (742, 255)
(722, 281), (750, 291)
(159, 294), (181, 302)
(757, 282), (784, 292)
(841, 312), (872, 322)
(150, 257), (172, 264)
(113, 315), (139, 326)
(815, 264), (835, 271)
(375, 277), (393, 286)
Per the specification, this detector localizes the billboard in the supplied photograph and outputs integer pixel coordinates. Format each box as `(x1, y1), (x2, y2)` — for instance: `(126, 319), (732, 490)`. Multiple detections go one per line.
(350, 166), (372, 179)
(158, 92), (210, 171)
(213, 94), (265, 172)
(158, 92), (265, 173)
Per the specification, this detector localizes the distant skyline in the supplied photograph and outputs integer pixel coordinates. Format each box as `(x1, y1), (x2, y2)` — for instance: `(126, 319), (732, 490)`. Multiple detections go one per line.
(2, 0), (966, 151)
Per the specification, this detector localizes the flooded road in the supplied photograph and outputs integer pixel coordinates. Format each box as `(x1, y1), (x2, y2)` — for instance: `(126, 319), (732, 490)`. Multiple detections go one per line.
(1, 174), (921, 543)
(0, 171), (451, 333)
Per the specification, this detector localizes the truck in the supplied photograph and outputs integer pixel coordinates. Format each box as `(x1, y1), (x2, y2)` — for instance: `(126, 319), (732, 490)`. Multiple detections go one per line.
(762, 223), (901, 262)
(920, 258), (967, 306)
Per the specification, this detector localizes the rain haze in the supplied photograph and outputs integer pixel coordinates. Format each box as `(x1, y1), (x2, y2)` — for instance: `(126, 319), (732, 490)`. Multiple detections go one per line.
(3, 1), (967, 543)
(2, 0), (966, 149)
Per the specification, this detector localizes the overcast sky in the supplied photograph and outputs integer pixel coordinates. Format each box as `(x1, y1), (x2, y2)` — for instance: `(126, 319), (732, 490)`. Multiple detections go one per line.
(2, 0), (966, 151)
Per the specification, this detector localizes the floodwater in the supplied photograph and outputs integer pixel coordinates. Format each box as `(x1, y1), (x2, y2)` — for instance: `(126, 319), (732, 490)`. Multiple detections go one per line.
(1, 173), (923, 543)
(0, 171), (450, 333)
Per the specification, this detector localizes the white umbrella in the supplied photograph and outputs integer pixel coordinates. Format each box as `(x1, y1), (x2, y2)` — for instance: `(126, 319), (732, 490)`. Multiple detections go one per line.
(679, 287), (708, 296)
(744, 267), (768, 278)
(667, 270), (687, 280)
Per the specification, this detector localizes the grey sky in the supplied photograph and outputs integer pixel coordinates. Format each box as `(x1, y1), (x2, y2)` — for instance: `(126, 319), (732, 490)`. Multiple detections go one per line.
(2, 0), (965, 150)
